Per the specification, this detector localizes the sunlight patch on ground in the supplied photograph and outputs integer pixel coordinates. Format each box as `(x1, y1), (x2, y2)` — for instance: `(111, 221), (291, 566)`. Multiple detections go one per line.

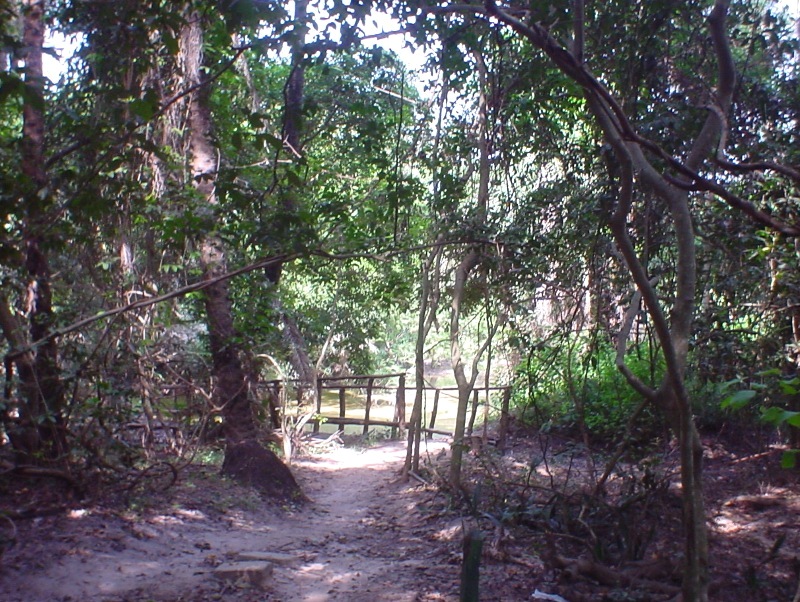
(150, 512), (201, 525)
(174, 508), (207, 520)
(297, 441), (413, 472)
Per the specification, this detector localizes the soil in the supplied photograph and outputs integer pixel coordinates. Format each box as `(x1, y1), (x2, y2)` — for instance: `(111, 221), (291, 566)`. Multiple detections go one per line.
(1, 433), (799, 602)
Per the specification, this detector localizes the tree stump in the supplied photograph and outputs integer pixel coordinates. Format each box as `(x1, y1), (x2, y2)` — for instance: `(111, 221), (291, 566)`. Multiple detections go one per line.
(221, 439), (305, 501)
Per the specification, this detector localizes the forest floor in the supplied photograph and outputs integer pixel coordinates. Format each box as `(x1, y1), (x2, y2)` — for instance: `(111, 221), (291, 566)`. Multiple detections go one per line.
(1, 431), (799, 602)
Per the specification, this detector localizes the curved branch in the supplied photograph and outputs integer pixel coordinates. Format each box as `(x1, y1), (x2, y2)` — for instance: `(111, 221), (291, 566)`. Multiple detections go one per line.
(584, 88), (687, 405)
(715, 157), (800, 182)
(479, 0), (800, 236)
(685, 0), (735, 172)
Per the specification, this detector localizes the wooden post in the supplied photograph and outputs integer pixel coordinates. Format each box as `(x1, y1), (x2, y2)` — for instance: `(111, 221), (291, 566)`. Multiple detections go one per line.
(363, 377), (375, 435)
(337, 386), (347, 436)
(460, 529), (484, 602)
(498, 387), (511, 451)
(428, 388), (440, 439)
(467, 389), (479, 436)
(314, 376), (323, 433)
(392, 374), (406, 438)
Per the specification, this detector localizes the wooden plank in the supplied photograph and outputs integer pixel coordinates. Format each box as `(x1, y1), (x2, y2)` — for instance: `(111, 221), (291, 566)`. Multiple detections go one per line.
(319, 372), (405, 383)
(363, 377), (375, 435)
(316, 417), (399, 428)
(421, 427), (453, 436)
(318, 385), (394, 391)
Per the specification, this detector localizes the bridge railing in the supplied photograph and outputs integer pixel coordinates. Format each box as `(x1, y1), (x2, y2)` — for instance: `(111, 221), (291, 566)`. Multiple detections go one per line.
(314, 373), (407, 437)
(260, 375), (512, 450)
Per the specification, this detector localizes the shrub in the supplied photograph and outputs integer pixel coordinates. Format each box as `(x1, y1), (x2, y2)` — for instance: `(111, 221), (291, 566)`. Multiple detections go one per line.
(512, 336), (663, 444)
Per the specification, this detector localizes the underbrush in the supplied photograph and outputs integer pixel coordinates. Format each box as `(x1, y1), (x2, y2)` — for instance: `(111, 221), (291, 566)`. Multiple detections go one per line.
(512, 338), (665, 447)
(417, 434), (683, 600)
(509, 336), (796, 456)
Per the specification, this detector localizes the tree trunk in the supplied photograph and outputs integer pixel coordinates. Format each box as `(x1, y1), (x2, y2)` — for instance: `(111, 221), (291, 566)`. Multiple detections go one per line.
(0, 0), (67, 461)
(181, 11), (300, 498)
(449, 51), (493, 488)
(182, 13), (256, 445)
(404, 243), (441, 476)
(449, 250), (481, 488)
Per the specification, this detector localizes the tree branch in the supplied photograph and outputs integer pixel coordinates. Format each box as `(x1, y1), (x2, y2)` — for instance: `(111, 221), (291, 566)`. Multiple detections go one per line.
(3, 253), (293, 361)
(4, 238), (477, 363)
(615, 282), (658, 402)
(684, 0), (735, 172)
(478, 0), (800, 236)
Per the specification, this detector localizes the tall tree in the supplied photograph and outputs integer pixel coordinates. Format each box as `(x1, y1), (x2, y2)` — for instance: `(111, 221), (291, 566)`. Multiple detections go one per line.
(0, 0), (66, 461)
(447, 49), (506, 487)
(180, 6), (300, 496)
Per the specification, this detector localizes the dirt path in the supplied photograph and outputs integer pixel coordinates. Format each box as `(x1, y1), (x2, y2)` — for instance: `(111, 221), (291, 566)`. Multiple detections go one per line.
(6, 435), (798, 601)
(1, 440), (459, 602)
(269, 441), (454, 602)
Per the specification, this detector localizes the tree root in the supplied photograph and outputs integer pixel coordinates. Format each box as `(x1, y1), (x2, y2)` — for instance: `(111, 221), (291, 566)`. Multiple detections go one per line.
(551, 554), (680, 596)
(9, 465), (82, 494)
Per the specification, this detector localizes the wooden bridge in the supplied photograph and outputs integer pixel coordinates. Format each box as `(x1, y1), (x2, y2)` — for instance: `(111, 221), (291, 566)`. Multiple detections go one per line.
(261, 372), (512, 449)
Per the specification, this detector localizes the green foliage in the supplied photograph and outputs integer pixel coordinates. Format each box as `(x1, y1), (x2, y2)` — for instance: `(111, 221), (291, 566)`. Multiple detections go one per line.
(280, 255), (417, 375)
(0, 0), (797, 518)
(513, 337), (662, 443)
(719, 370), (800, 466)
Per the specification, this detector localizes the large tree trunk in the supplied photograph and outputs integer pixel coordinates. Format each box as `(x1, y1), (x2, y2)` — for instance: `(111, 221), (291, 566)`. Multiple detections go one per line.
(182, 13), (255, 445)
(0, 0), (67, 461)
(181, 11), (300, 498)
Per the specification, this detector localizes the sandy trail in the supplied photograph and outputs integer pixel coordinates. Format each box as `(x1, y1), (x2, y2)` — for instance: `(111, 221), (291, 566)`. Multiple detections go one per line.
(2, 440), (458, 602)
(269, 440), (453, 602)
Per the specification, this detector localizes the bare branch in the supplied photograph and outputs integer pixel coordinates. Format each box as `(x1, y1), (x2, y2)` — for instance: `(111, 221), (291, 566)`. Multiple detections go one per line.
(715, 157), (800, 183)
(615, 282), (658, 402)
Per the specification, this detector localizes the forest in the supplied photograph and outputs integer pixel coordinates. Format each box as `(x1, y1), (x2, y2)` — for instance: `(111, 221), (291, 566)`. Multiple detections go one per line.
(0, 0), (799, 601)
